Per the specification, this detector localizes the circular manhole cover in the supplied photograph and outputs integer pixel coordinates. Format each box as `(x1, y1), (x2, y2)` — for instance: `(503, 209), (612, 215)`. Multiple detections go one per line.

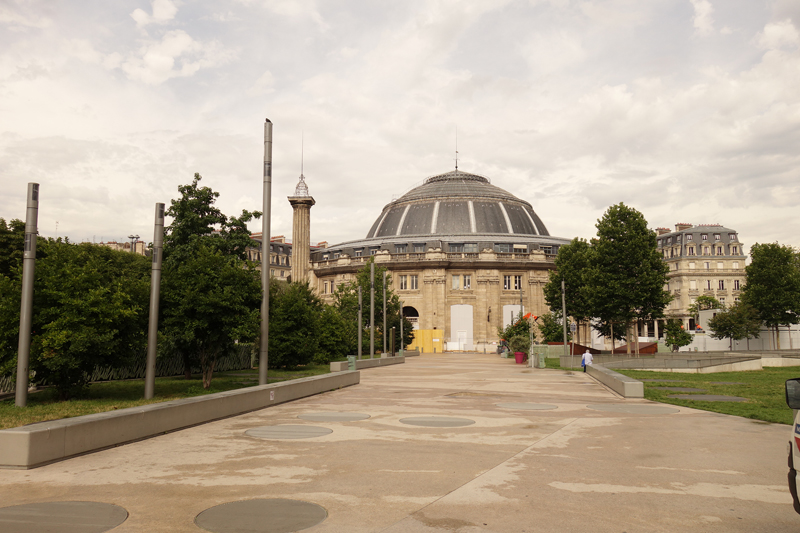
(298, 412), (370, 422)
(245, 425), (333, 439)
(0, 501), (128, 533)
(196, 499), (327, 533)
(399, 416), (475, 427)
(587, 404), (680, 414)
(496, 403), (558, 410)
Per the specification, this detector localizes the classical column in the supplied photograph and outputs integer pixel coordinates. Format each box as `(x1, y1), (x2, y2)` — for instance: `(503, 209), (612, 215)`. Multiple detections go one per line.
(288, 174), (315, 283)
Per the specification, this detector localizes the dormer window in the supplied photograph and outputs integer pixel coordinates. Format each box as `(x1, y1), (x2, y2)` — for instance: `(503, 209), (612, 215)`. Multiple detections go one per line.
(714, 234), (721, 241)
(686, 234), (693, 241)
(701, 234), (708, 241)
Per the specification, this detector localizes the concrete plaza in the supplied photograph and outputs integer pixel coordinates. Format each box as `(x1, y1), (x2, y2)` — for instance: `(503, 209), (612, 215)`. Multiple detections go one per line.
(0, 353), (797, 532)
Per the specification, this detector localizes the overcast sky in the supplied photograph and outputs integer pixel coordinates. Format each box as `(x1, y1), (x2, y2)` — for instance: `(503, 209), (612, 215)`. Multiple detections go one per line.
(2, 0), (799, 254)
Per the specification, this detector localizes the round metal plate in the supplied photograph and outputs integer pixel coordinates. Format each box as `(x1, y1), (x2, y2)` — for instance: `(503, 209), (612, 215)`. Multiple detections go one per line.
(195, 499), (327, 533)
(0, 501), (128, 533)
(298, 412), (370, 422)
(245, 425), (332, 439)
(587, 404), (680, 414)
(496, 403), (558, 410)
(399, 416), (475, 427)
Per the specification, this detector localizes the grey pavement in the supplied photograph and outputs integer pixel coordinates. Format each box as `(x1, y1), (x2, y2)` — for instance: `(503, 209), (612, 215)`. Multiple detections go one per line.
(0, 352), (797, 532)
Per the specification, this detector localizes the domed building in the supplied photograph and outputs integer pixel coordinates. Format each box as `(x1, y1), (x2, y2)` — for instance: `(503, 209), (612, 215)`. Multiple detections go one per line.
(309, 169), (570, 352)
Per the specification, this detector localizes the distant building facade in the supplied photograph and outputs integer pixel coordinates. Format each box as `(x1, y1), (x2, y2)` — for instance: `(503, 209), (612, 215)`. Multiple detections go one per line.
(308, 169), (570, 352)
(656, 223), (747, 329)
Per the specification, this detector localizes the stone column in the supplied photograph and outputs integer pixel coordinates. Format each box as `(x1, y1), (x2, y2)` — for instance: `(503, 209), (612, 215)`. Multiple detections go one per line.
(288, 196), (315, 283)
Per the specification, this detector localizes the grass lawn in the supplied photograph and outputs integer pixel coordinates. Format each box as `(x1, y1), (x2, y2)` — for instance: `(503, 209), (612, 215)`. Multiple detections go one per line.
(0, 365), (330, 430)
(545, 357), (797, 425)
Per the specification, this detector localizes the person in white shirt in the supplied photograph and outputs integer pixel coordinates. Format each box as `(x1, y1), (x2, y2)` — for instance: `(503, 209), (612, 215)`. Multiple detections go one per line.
(581, 350), (593, 372)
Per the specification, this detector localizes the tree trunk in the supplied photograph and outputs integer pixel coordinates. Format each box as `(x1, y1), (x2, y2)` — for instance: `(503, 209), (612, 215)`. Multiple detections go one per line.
(626, 323), (631, 355)
(610, 322), (615, 352)
(183, 353), (192, 380)
(777, 325), (781, 350)
(635, 320), (641, 357)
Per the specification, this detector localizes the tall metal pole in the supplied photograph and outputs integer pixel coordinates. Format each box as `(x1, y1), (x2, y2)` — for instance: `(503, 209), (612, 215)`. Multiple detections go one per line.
(370, 261), (375, 358)
(358, 286), (363, 359)
(144, 203), (165, 399)
(260, 118), (273, 385)
(399, 303), (404, 356)
(16, 182), (39, 407)
(383, 270), (387, 354)
(562, 280), (570, 369)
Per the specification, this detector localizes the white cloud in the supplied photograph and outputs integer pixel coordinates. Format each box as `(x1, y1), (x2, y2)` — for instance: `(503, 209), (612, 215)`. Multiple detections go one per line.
(0, 1), (51, 30)
(121, 30), (234, 85)
(247, 71), (275, 96)
(131, 0), (179, 28)
(690, 0), (714, 35)
(757, 19), (799, 50)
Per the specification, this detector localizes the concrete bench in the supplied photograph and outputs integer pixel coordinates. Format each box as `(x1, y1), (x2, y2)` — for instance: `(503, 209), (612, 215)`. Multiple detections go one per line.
(330, 356), (405, 372)
(586, 365), (643, 398)
(0, 371), (359, 470)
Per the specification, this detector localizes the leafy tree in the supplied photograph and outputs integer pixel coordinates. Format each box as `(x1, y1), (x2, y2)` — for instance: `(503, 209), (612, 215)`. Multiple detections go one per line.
(741, 242), (800, 349)
(314, 304), (351, 365)
(543, 238), (593, 344)
(707, 302), (762, 350)
(498, 312), (533, 344)
(161, 242), (260, 388)
(332, 258), (413, 354)
(0, 218), (25, 279)
(587, 204), (671, 353)
(663, 319), (692, 352)
(161, 174), (262, 381)
(268, 281), (322, 369)
(536, 312), (571, 343)
(687, 295), (723, 321)
(0, 240), (150, 399)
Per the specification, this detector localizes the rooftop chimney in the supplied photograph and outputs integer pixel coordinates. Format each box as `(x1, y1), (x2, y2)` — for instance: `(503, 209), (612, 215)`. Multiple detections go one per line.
(675, 223), (692, 232)
(656, 227), (671, 235)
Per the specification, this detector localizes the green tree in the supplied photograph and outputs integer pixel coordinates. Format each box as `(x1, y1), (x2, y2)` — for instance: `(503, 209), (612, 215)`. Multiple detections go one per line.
(268, 281), (322, 369)
(543, 238), (593, 344)
(587, 204), (671, 353)
(536, 312), (571, 343)
(663, 319), (693, 352)
(707, 303), (762, 350)
(741, 242), (800, 349)
(332, 258), (413, 354)
(314, 304), (351, 365)
(161, 242), (260, 388)
(498, 312), (533, 344)
(0, 218), (25, 279)
(687, 295), (723, 321)
(161, 174), (262, 381)
(0, 240), (150, 399)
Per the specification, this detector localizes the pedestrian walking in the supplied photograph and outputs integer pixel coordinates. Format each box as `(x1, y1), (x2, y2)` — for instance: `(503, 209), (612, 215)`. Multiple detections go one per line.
(581, 350), (593, 372)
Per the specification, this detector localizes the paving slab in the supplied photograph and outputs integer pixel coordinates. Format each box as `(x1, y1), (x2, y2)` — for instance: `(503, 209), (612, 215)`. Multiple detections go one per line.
(0, 352), (796, 532)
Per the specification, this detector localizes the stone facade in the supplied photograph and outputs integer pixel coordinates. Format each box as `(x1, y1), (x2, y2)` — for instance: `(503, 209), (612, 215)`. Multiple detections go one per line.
(656, 223), (747, 328)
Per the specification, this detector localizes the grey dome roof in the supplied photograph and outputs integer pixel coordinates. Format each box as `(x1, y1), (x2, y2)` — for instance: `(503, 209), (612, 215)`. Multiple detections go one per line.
(366, 169), (549, 239)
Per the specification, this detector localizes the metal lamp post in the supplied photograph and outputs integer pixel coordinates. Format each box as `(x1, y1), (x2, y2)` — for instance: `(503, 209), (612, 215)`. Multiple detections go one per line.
(144, 203), (165, 399)
(15, 183), (39, 407)
(260, 118), (273, 385)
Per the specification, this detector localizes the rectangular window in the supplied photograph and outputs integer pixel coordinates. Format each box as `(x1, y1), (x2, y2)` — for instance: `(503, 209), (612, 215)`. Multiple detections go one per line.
(452, 275), (460, 290)
(395, 244), (407, 253)
(496, 243), (511, 253)
(354, 249), (363, 257)
(463, 274), (471, 289)
(734, 279), (740, 290)
(729, 233), (737, 241)
(514, 275), (522, 290)
(703, 246), (710, 255)
(704, 262), (710, 270)
(686, 234), (693, 241)
(706, 280), (712, 290)
(733, 261), (739, 269)
(330, 280), (335, 292)
(464, 243), (478, 253)
(410, 275), (418, 290)
(449, 243), (464, 253)
(689, 262), (696, 269)
(503, 275), (512, 290)
(399, 275), (408, 290)
(323, 281), (328, 294)
(280, 270), (284, 277)
(690, 280), (697, 290)
(731, 246), (738, 255)
(701, 234), (708, 241)
(414, 244), (425, 253)
(719, 297), (725, 306)
(717, 262), (723, 269)
(688, 246), (695, 256)
(714, 234), (721, 241)
(716, 246), (723, 255)
(676, 235), (682, 243)
(718, 280), (725, 290)
(541, 246), (553, 254)
(370, 248), (379, 255)
(333, 252), (340, 259)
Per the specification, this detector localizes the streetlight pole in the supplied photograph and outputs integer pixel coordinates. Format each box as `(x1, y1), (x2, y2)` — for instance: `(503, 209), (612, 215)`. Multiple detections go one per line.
(562, 280), (571, 370)
(370, 261), (375, 358)
(260, 118), (273, 385)
(358, 286), (363, 359)
(15, 183), (39, 407)
(144, 203), (165, 399)
(383, 270), (387, 354)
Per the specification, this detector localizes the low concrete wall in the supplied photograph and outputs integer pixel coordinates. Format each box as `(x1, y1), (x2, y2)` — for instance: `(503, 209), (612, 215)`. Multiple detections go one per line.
(604, 357), (762, 374)
(331, 356), (405, 372)
(586, 365), (644, 398)
(0, 371), (359, 470)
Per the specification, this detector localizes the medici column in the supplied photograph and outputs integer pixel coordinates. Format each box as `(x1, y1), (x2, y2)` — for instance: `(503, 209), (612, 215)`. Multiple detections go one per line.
(288, 174), (315, 283)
